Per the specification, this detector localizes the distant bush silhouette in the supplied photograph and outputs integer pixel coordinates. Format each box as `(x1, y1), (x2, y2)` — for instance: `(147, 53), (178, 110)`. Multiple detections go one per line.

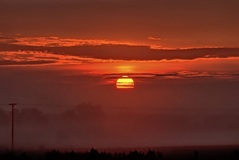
(194, 150), (198, 160)
(0, 149), (163, 160)
(1, 148), (239, 160)
(233, 150), (238, 160)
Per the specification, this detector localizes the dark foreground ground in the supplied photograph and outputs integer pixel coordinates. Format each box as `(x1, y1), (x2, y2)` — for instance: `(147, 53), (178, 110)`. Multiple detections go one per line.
(0, 145), (239, 160)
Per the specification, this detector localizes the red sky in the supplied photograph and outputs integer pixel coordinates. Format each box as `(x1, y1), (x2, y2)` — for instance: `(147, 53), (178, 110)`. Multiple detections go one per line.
(0, 0), (239, 150)
(1, 0), (239, 48)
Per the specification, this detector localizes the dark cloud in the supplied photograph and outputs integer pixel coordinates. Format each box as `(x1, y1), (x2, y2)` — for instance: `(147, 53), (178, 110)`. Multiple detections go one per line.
(1, 39), (239, 62)
(0, 60), (55, 66)
(44, 46), (239, 60)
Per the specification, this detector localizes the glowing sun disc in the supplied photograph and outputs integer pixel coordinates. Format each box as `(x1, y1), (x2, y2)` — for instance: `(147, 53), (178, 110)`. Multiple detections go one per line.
(116, 76), (134, 89)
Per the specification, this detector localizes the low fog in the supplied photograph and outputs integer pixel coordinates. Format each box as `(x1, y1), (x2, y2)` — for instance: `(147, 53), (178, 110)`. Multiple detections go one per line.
(1, 66), (239, 150)
(1, 100), (239, 150)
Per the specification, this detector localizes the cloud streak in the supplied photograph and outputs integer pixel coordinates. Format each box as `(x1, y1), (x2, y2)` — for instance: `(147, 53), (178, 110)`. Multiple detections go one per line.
(0, 51), (98, 66)
(1, 36), (239, 62)
(148, 36), (161, 41)
(103, 71), (239, 85)
(12, 36), (142, 47)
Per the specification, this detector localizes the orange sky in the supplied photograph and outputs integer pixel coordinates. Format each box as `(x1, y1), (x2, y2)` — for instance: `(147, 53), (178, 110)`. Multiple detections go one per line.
(1, 0), (239, 149)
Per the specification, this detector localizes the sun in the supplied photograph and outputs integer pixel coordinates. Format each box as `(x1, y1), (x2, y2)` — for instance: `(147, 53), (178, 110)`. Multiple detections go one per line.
(116, 76), (134, 89)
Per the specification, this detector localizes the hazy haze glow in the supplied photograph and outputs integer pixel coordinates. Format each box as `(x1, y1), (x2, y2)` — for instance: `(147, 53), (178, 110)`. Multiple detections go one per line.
(0, 0), (239, 150)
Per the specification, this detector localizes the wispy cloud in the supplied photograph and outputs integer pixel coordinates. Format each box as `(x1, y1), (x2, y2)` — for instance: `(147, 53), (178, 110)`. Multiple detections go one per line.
(0, 35), (18, 44)
(104, 71), (239, 81)
(148, 36), (161, 41)
(11, 36), (144, 47)
(0, 51), (98, 66)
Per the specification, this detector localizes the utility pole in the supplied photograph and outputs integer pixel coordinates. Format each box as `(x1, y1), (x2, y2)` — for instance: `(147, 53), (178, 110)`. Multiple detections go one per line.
(9, 103), (17, 152)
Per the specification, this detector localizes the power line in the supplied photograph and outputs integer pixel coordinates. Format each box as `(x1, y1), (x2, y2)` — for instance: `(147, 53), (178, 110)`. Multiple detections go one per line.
(9, 103), (17, 153)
